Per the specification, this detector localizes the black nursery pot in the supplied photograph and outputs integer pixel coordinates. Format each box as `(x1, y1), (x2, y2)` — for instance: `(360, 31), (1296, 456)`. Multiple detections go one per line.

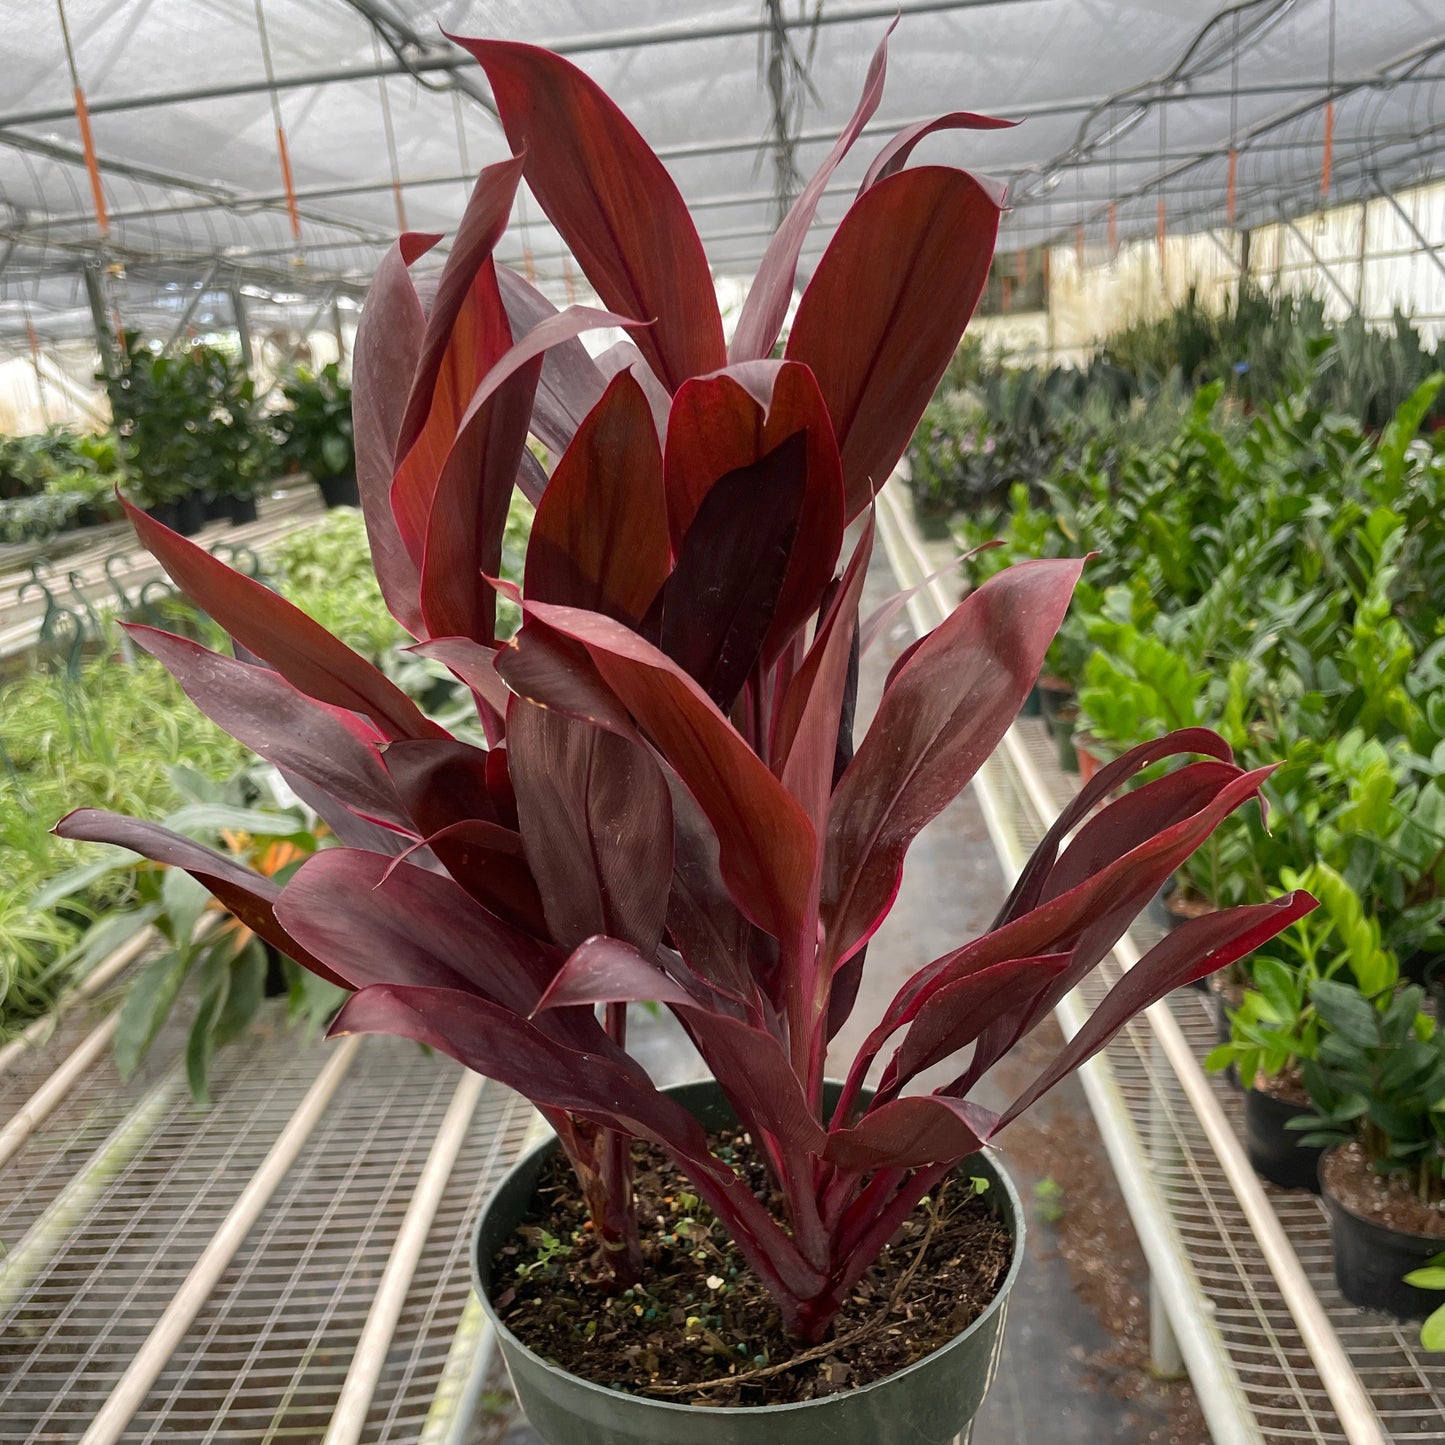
(228, 494), (259, 526)
(1320, 1149), (1445, 1318)
(471, 1079), (1024, 1445)
(172, 493), (206, 536)
(318, 471), (360, 509)
(1244, 1086), (1323, 1192)
(1037, 679), (1072, 738)
(203, 493), (230, 521)
(144, 501), (180, 531)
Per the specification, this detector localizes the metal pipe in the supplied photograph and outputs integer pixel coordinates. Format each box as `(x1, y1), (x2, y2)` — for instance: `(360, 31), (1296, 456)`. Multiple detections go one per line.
(324, 1070), (486, 1445)
(1370, 173), (1445, 285)
(160, 260), (221, 356)
(77, 1035), (363, 1445)
(1282, 217), (1360, 311)
(0, 927), (154, 1076)
(0, 1011), (121, 1170)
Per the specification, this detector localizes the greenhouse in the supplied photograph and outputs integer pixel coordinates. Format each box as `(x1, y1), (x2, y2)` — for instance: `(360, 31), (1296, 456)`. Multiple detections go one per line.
(3, 2), (1445, 1442)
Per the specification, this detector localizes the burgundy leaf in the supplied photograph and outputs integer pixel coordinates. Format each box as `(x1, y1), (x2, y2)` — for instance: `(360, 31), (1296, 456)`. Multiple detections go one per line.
(276, 850), (555, 1015)
(729, 22), (893, 363)
(496, 264), (607, 455)
(521, 599), (816, 951)
(454, 36), (725, 392)
(127, 625), (411, 834)
(888, 953), (1072, 1088)
(877, 763), (1281, 1049)
(661, 431), (807, 709)
(775, 520), (873, 830)
(494, 620), (641, 739)
(859, 112), (1017, 191)
(379, 738), (546, 931)
(595, 341), (672, 440)
(524, 370), (669, 626)
(533, 936), (696, 1013)
(665, 780), (769, 1005)
(663, 362), (846, 661)
(997, 892), (1318, 1128)
(508, 697), (673, 955)
(396, 156), (526, 461)
(993, 727), (1234, 927)
(352, 232), (437, 633)
(52, 810), (345, 989)
(824, 1094), (995, 1171)
(823, 557), (1084, 971)
(391, 258), (512, 570)
(785, 167), (1002, 518)
(408, 636), (512, 720)
(123, 499), (441, 741)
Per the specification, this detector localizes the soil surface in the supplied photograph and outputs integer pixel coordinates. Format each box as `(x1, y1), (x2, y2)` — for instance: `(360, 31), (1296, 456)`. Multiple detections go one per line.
(1251, 1063), (1311, 1106)
(490, 1128), (1011, 1407)
(1322, 1141), (1445, 1236)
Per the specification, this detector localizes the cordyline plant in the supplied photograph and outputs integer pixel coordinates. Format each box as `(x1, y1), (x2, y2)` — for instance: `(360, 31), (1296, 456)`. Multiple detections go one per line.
(59, 30), (1314, 1345)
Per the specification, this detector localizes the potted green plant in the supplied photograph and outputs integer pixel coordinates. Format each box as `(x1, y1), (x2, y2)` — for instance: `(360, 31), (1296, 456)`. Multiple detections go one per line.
(1294, 978), (1445, 1316)
(275, 362), (357, 509)
(59, 29), (1312, 1443)
(105, 334), (264, 534)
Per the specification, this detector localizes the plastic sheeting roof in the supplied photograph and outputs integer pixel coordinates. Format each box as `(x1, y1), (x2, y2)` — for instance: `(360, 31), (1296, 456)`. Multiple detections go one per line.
(1, 1), (1442, 345)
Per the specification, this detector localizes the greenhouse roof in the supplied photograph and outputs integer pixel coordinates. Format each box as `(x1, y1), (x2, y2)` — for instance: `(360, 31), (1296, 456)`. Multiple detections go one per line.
(1, 0), (1442, 346)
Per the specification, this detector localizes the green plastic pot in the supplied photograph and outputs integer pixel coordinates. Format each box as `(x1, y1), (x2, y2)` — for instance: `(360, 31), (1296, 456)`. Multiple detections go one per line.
(471, 1079), (1023, 1445)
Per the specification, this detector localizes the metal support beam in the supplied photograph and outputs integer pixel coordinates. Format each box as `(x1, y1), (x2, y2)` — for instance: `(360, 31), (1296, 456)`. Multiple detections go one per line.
(231, 285), (254, 372)
(1282, 217), (1359, 312)
(83, 262), (119, 377)
(1370, 172), (1445, 286)
(160, 261), (221, 356)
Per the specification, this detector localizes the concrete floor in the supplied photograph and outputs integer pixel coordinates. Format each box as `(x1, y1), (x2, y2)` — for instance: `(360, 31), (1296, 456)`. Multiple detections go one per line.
(497, 538), (1195, 1443)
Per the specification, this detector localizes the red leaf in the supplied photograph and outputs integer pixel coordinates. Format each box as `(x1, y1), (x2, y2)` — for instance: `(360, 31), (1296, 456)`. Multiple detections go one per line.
(824, 1094), (995, 1171)
(880, 764), (1281, 1048)
(889, 953), (1071, 1088)
(373, 737), (540, 928)
(665, 781), (770, 1005)
(454, 36), (725, 392)
(128, 626), (411, 834)
(391, 258), (513, 571)
(534, 936), (696, 1014)
(52, 810), (346, 990)
(508, 697), (673, 955)
(998, 892), (1318, 1128)
(823, 557), (1083, 970)
(494, 621), (641, 739)
(408, 635), (512, 721)
(661, 431), (808, 709)
(859, 113), (1017, 191)
(122, 499), (441, 741)
(520, 600), (816, 951)
(396, 156), (526, 462)
(663, 362), (846, 661)
(994, 728), (1234, 927)
(775, 520), (873, 832)
(352, 232), (437, 633)
(401, 301), (639, 643)
(524, 371), (669, 626)
(785, 167), (1002, 518)
(276, 850), (555, 1016)
(729, 22), (893, 363)
(497, 264), (607, 455)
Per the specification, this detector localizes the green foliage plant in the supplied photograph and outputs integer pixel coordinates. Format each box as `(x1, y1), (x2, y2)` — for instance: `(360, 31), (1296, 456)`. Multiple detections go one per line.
(275, 363), (355, 482)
